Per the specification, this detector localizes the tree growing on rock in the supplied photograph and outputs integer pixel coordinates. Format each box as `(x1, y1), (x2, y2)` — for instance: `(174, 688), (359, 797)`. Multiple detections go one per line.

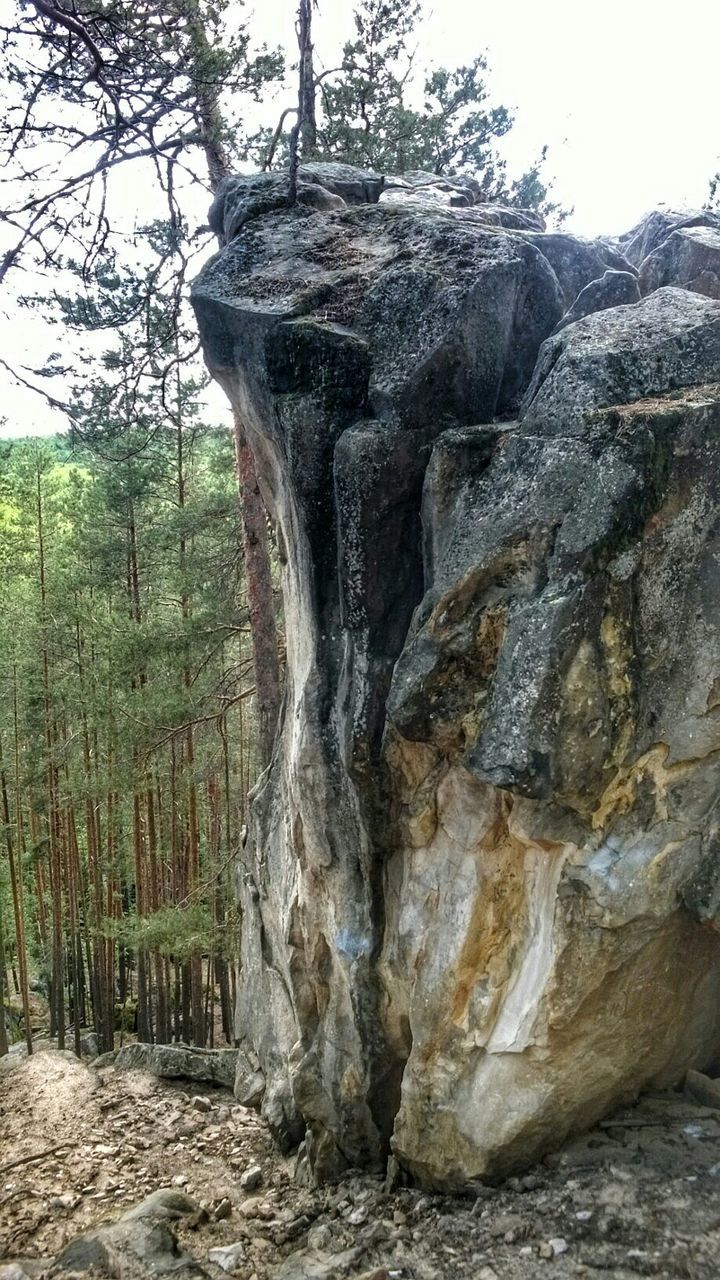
(273, 0), (565, 217)
(315, 1), (513, 183)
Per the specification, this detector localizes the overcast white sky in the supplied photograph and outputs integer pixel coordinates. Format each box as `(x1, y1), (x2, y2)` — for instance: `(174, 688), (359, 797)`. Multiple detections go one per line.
(253, 0), (720, 235)
(2, 0), (719, 437)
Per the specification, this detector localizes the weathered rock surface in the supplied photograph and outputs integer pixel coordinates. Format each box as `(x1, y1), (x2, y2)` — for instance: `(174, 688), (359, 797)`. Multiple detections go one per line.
(638, 224), (720, 299)
(619, 207), (720, 267)
(113, 1042), (238, 1089)
(51, 1190), (208, 1278)
(553, 267), (640, 331)
(518, 230), (635, 308)
(684, 1068), (720, 1109)
(192, 166), (720, 1190)
(521, 286), (720, 434)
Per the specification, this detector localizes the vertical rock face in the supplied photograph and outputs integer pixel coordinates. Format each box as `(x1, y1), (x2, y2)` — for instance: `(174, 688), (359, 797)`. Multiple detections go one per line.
(192, 169), (720, 1188)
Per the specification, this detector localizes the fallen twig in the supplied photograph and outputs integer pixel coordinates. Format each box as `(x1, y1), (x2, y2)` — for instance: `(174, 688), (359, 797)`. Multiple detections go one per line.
(0, 1142), (69, 1176)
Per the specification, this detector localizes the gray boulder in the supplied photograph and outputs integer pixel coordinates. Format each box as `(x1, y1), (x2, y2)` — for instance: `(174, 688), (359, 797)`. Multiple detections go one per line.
(521, 286), (720, 435)
(121, 1189), (204, 1223)
(553, 268), (640, 332)
(234, 1045), (265, 1108)
(517, 231), (636, 307)
(92, 1049), (118, 1069)
(620, 207), (720, 267)
(379, 172), (545, 230)
(192, 162), (720, 1190)
(79, 1031), (99, 1060)
(51, 1190), (207, 1278)
(208, 170), (346, 243)
(113, 1042), (238, 1089)
(381, 168), (484, 208)
(639, 224), (720, 299)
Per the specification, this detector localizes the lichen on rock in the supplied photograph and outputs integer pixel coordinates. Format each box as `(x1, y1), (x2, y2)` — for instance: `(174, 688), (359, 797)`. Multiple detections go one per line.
(192, 166), (720, 1189)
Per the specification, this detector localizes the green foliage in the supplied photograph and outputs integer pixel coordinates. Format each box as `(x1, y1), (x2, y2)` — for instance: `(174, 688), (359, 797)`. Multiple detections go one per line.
(106, 904), (214, 961)
(315, 8), (512, 184)
(0, 410), (253, 967)
(1, 0), (285, 277)
(0, 0), (277, 1043)
(314, 0), (427, 171)
(304, 0), (565, 218)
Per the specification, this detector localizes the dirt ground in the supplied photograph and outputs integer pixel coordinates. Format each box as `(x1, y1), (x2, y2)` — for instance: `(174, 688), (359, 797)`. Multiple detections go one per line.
(3, 1050), (720, 1278)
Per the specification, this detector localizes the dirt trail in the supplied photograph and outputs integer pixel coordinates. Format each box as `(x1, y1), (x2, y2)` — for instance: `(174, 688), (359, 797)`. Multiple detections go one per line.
(3, 1051), (720, 1278)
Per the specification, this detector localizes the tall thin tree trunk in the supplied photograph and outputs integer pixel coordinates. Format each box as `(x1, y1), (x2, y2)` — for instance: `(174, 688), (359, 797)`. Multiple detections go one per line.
(76, 611), (107, 1045)
(288, 0), (317, 201)
(66, 806), (82, 1058)
(49, 782), (65, 1049)
(147, 787), (169, 1044)
(0, 898), (8, 1057)
(186, 730), (204, 1046)
(133, 792), (150, 1042)
(173, 961), (181, 1042)
(10, 671), (33, 1053)
(36, 459), (65, 1049)
(0, 736), (32, 1054)
(30, 810), (48, 963)
(174, 393), (206, 1047)
(126, 493), (152, 1044)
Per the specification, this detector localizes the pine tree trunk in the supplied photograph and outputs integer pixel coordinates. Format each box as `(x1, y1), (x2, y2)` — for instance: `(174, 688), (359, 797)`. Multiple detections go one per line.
(36, 461), (65, 1049)
(126, 489), (153, 1045)
(29, 810), (48, 966)
(181, 960), (192, 1042)
(104, 786), (118, 1052)
(9, 673), (33, 1053)
(0, 901), (8, 1057)
(288, 0), (317, 201)
(133, 793), (150, 1042)
(0, 738), (33, 1054)
(212, 753), (234, 1045)
(66, 807), (82, 1058)
(186, 740), (204, 1047)
(76, 612), (107, 1046)
(50, 792), (65, 1049)
(146, 788), (169, 1043)
(173, 961), (181, 1042)
(174, 400), (207, 1048)
(64, 775), (90, 1049)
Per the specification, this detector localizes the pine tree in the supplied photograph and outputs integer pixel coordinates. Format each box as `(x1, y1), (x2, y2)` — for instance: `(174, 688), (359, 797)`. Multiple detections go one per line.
(2, 1), (285, 778)
(0, 376), (251, 1050)
(277, 0), (564, 217)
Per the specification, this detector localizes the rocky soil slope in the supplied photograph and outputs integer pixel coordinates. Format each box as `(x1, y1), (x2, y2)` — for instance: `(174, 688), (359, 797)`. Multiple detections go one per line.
(191, 168), (720, 1190)
(5, 1050), (720, 1279)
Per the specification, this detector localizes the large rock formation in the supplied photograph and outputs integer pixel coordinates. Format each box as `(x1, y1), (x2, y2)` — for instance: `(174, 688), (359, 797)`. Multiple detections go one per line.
(192, 170), (720, 1190)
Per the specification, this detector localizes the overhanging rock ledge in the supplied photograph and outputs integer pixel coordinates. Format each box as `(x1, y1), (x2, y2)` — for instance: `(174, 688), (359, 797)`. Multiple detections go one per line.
(191, 167), (720, 1188)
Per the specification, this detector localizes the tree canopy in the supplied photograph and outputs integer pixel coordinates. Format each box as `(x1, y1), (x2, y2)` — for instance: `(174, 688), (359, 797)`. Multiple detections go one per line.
(283, 0), (565, 215)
